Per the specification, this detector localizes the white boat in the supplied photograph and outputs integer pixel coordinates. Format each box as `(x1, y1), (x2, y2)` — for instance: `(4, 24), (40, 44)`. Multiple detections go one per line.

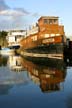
(7, 30), (25, 49)
(0, 47), (15, 56)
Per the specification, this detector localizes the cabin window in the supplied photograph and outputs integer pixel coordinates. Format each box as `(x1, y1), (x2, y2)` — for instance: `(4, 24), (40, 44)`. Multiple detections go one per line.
(31, 35), (37, 41)
(53, 19), (58, 24)
(44, 19), (48, 24)
(44, 34), (49, 38)
(49, 19), (52, 24)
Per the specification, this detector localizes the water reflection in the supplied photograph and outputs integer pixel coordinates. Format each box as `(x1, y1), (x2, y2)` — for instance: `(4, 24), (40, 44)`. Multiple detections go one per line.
(0, 55), (30, 95)
(0, 55), (8, 66)
(64, 57), (72, 67)
(7, 55), (24, 71)
(64, 57), (72, 108)
(0, 54), (72, 108)
(0, 84), (13, 95)
(21, 57), (67, 93)
(0, 54), (70, 94)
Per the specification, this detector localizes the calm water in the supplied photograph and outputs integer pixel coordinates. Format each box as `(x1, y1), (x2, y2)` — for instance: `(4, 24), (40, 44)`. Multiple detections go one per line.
(0, 54), (72, 108)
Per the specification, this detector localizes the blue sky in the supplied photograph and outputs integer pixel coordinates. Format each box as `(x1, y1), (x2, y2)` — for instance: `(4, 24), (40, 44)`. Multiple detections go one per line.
(0, 0), (72, 36)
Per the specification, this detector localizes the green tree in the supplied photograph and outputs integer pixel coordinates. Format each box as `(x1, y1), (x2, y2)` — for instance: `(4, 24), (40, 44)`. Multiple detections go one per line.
(0, 31), (8, 47)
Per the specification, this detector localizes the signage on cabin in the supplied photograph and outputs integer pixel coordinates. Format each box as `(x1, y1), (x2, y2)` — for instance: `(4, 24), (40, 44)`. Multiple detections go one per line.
(42, 38), (55, 43)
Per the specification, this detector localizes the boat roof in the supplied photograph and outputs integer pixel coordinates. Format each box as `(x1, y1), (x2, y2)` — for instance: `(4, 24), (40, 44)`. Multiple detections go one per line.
(38, 16), (59, 21)
(8, 30), (26, 33)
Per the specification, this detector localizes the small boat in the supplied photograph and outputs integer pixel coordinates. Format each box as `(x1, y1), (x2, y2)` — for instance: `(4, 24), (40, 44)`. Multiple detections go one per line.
(0, 47), (15, 56)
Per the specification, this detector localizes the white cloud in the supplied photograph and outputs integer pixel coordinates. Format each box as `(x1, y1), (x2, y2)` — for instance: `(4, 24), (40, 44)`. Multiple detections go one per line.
(0, 0), (40, 30)
(14, 8), (29, 15)
(0, 9), (29, 16)
(0, 0), (30, 30)
(0, 0), (29, 16)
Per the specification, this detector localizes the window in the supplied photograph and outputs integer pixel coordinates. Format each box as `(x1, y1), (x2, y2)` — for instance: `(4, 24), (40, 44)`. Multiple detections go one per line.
(44, 19), (48, 24)
(49, 19), (53, 24)
(53, 19), (58, 24)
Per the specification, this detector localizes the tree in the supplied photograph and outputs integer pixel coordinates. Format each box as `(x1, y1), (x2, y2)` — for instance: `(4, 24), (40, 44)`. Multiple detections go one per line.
(0, 31), (8, 47)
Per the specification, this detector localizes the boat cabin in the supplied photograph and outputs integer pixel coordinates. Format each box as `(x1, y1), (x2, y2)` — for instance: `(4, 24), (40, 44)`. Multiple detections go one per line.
(20, 16), (66, 51)
(7, 30), (26, 49)
(38, 16), (59, 25)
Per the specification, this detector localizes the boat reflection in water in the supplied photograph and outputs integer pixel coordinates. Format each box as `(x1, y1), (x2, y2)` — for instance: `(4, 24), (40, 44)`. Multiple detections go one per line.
(0, 55), (8, 66)
(21, 57), (67, 93)
(0, 55), (30, 95)
(0, 54), (67, 94)
(7, 55), (24, 72)
(64, 56), (72, 67)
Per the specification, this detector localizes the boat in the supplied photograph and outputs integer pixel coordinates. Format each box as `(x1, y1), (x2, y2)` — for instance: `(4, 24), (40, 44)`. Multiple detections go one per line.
(0, 47), (15, 56)
(20, 16), (66, 59)
(8, 44), (20, 49)
(7, 30), (26, 49)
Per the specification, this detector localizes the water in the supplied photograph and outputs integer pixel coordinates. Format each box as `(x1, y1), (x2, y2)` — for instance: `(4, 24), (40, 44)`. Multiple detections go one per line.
(0, 54), (72, 108)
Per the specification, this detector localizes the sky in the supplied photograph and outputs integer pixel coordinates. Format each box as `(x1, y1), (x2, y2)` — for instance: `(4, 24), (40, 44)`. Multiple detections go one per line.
(0, 0), (72, 36)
